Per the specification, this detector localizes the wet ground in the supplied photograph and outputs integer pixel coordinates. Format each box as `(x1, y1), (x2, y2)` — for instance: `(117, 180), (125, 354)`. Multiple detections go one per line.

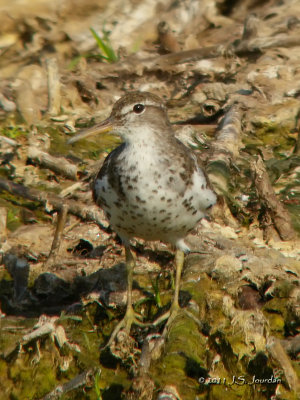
(0, 0), (299, 399)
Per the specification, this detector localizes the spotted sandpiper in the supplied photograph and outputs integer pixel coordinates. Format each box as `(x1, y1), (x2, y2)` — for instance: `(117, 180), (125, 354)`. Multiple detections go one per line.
(68, 92), (216, 345)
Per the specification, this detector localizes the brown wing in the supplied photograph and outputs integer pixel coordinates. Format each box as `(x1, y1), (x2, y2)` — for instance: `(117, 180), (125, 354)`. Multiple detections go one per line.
(92, 143), (126, 203)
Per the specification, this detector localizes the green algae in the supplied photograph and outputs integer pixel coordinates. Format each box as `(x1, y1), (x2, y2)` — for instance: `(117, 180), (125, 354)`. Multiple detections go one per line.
(151, 313), (206, 400)
(0, 303), (132, 399)
(59, 304), (131, 395)
(47, 126), (121, 161)
(262, 292), (294, 336)
(236, 121), (300, 235)
(0, 317), (60, 399)
(267, 314), (285, 333)
(150, 268), (246, 399)
(0, 196), (49, 232)
(1, 126), (28, 140)
(0, 114), (298, 400)
(8, 352), (59, 399)
(6, 204), (22, 231)
(245, 121), (295, 154)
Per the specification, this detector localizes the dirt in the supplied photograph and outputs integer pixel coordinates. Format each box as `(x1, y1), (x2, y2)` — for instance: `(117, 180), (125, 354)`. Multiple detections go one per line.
(0, 0), (299, 399)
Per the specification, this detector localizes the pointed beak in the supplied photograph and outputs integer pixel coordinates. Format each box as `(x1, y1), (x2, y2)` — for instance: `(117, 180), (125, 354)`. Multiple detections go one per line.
(67, 117), (114, 144)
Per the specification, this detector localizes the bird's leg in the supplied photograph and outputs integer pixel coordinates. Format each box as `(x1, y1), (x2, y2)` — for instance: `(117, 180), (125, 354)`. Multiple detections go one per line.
(105, 244), (146, 347)
(122, 244), (137, 329)
(153, 249), (185, 330)
(172, 248), (185, 311)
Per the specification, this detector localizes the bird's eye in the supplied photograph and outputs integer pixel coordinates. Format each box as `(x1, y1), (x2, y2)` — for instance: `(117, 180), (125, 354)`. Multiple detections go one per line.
(133, 104), (145, 114)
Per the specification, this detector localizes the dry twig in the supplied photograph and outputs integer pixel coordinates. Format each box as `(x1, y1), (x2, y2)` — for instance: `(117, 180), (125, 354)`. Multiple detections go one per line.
(207, 104), (242, 193)
(46, 57), (61, 116)
(27, 146), (78, 180)
(267, 336), (300, 394)
(45, 204), (69, 267)
(251, 156), (295, 241)
(0, 178), (103, 226)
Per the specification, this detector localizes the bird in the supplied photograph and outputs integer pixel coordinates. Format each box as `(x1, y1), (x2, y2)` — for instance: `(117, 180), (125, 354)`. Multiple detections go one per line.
(68, 91), (216, 346)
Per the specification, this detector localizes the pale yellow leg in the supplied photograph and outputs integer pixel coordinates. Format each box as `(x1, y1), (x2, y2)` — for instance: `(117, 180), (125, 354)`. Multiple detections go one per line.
(105, 245), (146, 347)
(171, 249), (185, 311)
(153, 249), (185, 331)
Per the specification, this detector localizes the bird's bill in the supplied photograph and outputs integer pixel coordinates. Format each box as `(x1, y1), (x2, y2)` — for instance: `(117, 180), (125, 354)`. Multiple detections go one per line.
(67, 117), (113, 144)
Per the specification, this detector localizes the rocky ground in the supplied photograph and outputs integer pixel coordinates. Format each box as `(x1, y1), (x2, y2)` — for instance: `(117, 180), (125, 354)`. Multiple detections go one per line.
(0, 0), (299, 399)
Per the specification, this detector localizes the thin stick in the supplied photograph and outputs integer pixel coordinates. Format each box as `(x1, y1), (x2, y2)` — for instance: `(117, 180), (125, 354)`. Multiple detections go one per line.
(251, 156), (295, 241)
(0, 178), (103, 226)
(45, 204), (69, 266)
(27, 146), (78, 180)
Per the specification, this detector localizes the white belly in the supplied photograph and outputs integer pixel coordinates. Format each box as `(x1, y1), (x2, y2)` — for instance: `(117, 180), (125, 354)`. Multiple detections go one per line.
(94, 154), (216, 245)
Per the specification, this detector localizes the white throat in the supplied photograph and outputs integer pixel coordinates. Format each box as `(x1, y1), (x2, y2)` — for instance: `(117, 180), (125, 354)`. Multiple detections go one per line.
(120, 125), (161, 147)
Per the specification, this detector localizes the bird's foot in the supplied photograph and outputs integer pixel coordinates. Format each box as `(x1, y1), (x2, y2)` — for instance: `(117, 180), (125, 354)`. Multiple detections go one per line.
(104, 306), (147, 348)
(153, 302), (203, 338)
(152, 301), (181, 337)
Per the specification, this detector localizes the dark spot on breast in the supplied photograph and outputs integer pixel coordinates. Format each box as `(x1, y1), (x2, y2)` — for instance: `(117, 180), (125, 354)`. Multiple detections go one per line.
(169, 176), (174, 183)
(102, 187), (106, 193)
(159, 209), (166, 214)
(153, 217), (157, 221)
(167, 198), (172, 203)
(201, 184), (205, 189)
(152, 189), (158, 194)
(98, 196), (108, 206)
(132, 175), (138, 183)
(136, 196), (146, 204)
(161, 196), (165, 201)
(192, 210), (197, 215)
(128, 185), (134, 190)
(114, 201), (122, 208)
(129, 164), (137, 172)
(137, 213), (143, 217)
(180, 172), (187, 181)
(162, 217), (171, 223)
